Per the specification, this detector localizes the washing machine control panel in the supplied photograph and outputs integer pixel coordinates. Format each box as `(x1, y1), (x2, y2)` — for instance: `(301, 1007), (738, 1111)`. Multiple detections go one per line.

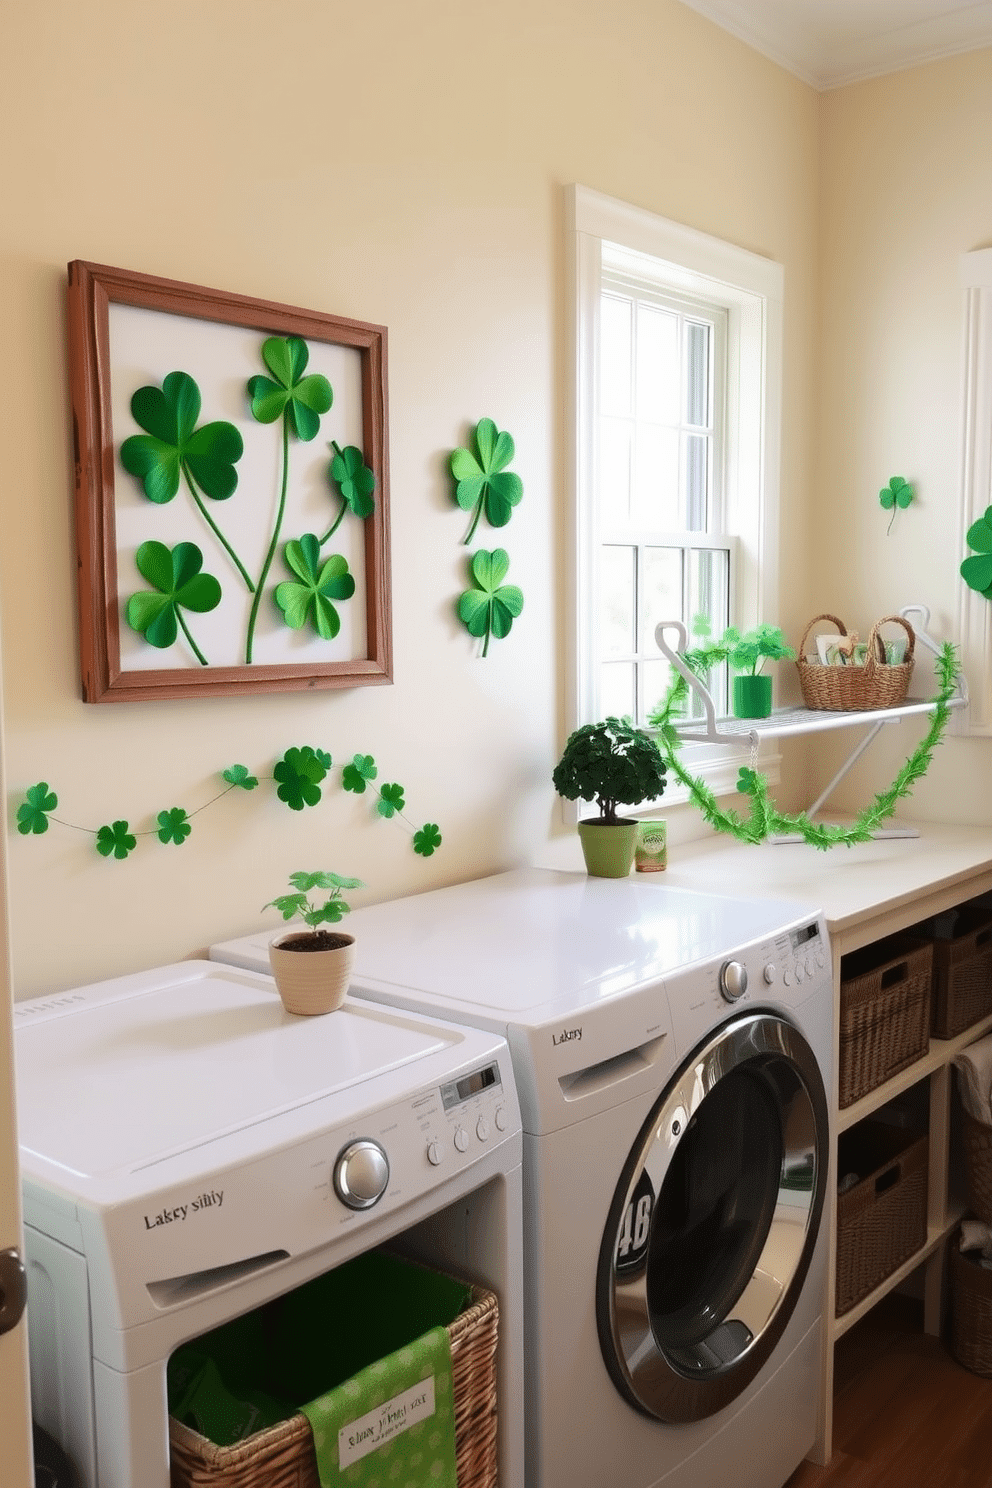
(772, 919), (829, 990)
(666, 915), (831, 1054)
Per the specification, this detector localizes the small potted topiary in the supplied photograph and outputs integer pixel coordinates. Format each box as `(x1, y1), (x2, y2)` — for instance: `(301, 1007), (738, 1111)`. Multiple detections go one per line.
(552, 717), (667, 878)
(262, 870), (365, 1015)
(686, 621), (795, 719)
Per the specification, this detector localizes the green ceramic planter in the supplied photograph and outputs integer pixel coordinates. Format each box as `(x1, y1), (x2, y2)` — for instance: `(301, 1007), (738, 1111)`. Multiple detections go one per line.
(577, 819), (639, 878)
(732, 674), (773, 719)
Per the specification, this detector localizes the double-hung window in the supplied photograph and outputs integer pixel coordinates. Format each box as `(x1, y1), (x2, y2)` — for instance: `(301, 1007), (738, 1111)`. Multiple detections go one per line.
(567, 185), (784, 797)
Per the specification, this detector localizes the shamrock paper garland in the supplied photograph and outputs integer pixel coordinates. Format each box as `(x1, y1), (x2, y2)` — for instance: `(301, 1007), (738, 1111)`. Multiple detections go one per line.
(15, 749), (441, 863)
(449, 419), (526, 657)
(650, 642), (960, 848)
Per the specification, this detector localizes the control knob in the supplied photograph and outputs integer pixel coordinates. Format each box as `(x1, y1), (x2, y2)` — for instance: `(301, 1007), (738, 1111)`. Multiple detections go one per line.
(719, 959), (748, 1003)
(334, 1139), (390, 1210)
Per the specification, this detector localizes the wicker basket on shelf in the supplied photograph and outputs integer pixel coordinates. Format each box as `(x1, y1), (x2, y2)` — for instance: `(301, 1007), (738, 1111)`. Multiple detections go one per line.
(797, 613), (915, 712)
(951, 1234), (992, 1376)
(961, 1107), (992, 1226)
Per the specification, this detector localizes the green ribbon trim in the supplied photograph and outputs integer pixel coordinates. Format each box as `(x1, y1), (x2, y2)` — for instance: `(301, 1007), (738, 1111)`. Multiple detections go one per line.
(650, 643), (961, 850)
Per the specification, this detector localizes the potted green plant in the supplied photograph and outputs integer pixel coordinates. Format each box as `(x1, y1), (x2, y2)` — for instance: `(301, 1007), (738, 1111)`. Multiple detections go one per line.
(552, 717), (667, 878)
(687, 622), (795, 719)
(262, 870), (365, 1015)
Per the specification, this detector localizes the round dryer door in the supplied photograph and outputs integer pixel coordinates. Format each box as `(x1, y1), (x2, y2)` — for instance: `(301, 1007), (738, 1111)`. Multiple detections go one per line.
(596, 1010), (828, 1423)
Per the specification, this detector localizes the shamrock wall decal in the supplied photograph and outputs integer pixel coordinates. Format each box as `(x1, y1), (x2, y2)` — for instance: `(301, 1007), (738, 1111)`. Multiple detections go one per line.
(879, 474), (914, 534)
(961, 505), (992, 598)
(458, 548), (524, 657)
(450, 419), (523, 544)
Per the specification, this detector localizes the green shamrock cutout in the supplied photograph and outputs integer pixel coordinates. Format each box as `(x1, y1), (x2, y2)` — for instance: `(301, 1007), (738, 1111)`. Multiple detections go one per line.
(879, 475), (914, 534)
(450, 419), (523, 543)
(322, 441), (375, 541)
(223, 764), (258, 790)
(342, 754), (377, 793)
(274, 535), (356, 640)
(120, 372), (252, 592)
(377, 782), (405, 818)
(413, 823), (442, 857)
(96, 820), (136, 860)
(247, 336), (332, 442)
(126, 541), (222, 665)
(273, 745), (330, 811)
(736, 767), (761, 796)
(17, 783), (57, 836)
(962, 506), (992, 597)
(157, 808), (191, 846)
(458, 548), (524, 657)
(120, 371), (244, 505)
(245, 337), (334, 664)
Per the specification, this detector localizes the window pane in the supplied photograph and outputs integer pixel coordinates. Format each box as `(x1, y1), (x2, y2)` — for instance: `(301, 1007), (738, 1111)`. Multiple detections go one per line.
(601, 294), (633, 417)
(685, 322), (710, 427)
(640, 547), (682, 655)
(642, 658), (674, 724)
(601, 545), (635, 656)
(634, 425), (679, 526)
(684, 433), (709, 531)
(599, 418), (633, 526)
(636, 305), (679, 425)
(689, 548), (730, 715)
(601, 661), (635, 721)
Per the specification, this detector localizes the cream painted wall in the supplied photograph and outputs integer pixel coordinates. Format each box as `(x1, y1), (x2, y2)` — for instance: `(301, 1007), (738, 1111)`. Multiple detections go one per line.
(815, 49), (992, 823)
(0, 0), (818, 997)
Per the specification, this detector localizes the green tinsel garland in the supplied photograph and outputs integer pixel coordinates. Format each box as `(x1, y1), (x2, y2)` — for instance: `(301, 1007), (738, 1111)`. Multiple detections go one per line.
(649, 642), (960, 850)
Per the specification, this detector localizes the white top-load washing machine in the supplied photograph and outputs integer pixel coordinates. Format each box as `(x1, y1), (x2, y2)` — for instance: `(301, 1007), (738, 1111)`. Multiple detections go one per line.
(14, 959), (524, 1488)
(213, 867), (834, 1488)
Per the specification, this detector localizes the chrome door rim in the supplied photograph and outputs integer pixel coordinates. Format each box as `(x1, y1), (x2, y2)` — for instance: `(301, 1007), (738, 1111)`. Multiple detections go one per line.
(596, 1010), (828, 1423)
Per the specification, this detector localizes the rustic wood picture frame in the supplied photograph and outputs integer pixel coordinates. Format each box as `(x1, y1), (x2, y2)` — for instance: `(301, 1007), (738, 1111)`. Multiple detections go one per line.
(67, 260), (392, 702)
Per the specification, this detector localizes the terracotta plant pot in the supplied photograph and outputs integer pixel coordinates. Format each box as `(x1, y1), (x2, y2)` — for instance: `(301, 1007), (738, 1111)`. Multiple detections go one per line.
(732, 673), (773, 719)
(577, 818), (639, 878)
(268, 930), (355, 1016)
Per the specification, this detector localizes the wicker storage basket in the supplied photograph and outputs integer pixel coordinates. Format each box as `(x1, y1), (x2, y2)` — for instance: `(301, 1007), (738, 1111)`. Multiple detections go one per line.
(835, 1121), (929, 1317)
(797, 613), (915, 712)
(838, 936), (933, 1108)
(951, 1233), (992, 1377)
(169, 1282), (499, 1488)
(927, 900), (992, 1039)
(960, 1106), (992, 1226)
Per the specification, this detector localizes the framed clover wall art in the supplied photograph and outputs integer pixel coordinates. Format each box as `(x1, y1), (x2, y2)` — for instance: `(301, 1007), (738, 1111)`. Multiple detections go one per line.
(67, 261), (392, 702)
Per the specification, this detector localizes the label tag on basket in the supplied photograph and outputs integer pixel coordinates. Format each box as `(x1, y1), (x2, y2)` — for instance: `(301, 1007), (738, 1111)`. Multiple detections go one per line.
(339, 1375), (436, 1467)
(299, 1323), (457, 1488)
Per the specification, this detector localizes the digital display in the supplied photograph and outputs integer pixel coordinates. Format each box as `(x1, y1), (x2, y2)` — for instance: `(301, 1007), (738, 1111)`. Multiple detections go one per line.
(440, 1062), (501, 1110)
(790, 922), (820, 949)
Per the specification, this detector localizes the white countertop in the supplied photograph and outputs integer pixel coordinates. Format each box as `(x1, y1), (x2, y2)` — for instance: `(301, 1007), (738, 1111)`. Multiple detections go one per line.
(539, 821), (992, 941)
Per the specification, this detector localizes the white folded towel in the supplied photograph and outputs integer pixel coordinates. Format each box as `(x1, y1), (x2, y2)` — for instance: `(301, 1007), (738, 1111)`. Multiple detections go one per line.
(954, 1034), (992, 1125)
(960, 1219), (992, 1269)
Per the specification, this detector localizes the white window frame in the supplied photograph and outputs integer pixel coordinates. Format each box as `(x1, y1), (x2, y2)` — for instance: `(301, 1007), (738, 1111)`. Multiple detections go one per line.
(566, 184), (785, 803)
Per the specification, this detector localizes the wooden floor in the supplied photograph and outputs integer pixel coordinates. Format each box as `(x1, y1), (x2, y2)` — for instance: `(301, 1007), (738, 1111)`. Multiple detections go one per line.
(783, 1295), (992, 1488)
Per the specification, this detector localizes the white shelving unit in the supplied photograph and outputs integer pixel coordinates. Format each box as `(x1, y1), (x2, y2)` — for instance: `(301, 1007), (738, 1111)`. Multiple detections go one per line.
(655, 825), (992, 1468)
(654, 604), (968, 832)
